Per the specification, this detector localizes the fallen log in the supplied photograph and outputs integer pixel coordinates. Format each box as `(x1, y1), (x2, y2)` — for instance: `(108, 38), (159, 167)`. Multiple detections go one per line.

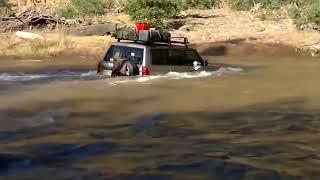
(1, 8), (66, 32)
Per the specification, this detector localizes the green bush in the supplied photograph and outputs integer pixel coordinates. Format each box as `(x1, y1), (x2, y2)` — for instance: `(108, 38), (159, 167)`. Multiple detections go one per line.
(291, 0), (320, 28)
(230, 0), (254, 10)
(125, 0), (179, 29)
(230, 0), (289, 10)
(56, 0), (106, 18)
(0, 0), (9, 7)
(0, 0), (12, 16)
(57, 6), (77, 19)
(230, 0), (320, 29)
(307, 2), (320, 26)
(177, 0), (215, 10)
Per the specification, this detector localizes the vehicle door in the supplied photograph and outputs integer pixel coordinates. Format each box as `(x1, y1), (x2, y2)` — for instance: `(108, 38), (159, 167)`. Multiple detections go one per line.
(103, 45), (144, 71)
(168, 49), (194, 72)
(102, 45), (123, 70)
(183, 49), (205, 71)
(150, 49), (171, 75)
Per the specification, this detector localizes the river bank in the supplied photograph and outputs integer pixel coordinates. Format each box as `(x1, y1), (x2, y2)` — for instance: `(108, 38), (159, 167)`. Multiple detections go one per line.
(1, 9), (320, 63)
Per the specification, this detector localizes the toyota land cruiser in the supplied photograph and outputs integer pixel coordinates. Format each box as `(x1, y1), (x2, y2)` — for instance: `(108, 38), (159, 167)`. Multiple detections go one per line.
(97, 24), (209, 76)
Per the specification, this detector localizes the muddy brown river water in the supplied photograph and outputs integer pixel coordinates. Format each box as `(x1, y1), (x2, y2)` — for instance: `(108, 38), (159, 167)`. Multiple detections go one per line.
(0, 57), (320, 179)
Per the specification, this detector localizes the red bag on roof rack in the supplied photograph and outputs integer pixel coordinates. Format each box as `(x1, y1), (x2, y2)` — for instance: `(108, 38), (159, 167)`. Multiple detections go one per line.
(135, 22), (150, 34)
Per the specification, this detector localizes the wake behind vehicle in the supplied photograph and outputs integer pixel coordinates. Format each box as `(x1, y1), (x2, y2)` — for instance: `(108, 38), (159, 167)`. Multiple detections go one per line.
(97, 23), (209, 76)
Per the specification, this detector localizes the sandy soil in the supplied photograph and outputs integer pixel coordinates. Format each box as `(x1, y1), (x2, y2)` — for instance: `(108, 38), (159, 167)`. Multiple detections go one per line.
(172, 9), (320, 47)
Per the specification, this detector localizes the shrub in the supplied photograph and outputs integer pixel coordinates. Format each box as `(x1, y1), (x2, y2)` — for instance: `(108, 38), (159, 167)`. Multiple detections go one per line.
(291, 0), (320, 28)
(0, 0), (12, 16)
(56, 0), (106, 19)
(125, 0), (179, 29)
(177, 0), (215, 10)
(307, 2), (320, 26)
(231, 0), (283, 10)
(230, 0), (320, 29)
(0, 0), (9, 7)
(230, 0), (255, 10)
(57, 6), (77, 19)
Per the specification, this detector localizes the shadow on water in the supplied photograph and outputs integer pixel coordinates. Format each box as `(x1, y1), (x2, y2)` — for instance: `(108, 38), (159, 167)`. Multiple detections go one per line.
(31, 143), (117, 165)
(201, 45), (228, 56)
(0, 142), (117, 176)
(193, 38), (247, 57)
(1, 97), (319, 179)
(157, 160), (295, 180)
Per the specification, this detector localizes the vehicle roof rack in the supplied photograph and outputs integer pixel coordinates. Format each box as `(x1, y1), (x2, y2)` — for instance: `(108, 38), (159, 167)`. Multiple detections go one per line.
(169, 37), (189, 48)
(115, 37), (190, 48)
(112, 24), (190, 48)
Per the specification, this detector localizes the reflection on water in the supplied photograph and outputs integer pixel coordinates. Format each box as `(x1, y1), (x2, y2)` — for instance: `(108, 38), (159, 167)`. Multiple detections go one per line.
(0, 60), (320, 179)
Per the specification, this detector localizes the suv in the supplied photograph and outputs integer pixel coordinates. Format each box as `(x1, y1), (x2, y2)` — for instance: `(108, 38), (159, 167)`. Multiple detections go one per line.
(97, 41), (209, 76)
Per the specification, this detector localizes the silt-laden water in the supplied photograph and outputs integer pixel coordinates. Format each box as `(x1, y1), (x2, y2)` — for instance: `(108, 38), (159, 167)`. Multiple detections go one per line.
(0, 58), (320, 179)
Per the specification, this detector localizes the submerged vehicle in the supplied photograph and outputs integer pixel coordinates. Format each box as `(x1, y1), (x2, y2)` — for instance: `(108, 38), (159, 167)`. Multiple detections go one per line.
(97, 23), (209, 76)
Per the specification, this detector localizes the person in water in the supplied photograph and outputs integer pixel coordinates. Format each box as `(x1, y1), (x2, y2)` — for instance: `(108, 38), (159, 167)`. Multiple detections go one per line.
(111, 56), (139, 76)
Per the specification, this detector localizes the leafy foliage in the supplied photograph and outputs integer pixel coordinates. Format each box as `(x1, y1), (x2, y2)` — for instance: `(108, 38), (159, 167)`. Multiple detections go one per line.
(0, 0), (9, 7)
(177, 0), (215, 10)
(230, 0), (320, 29)
(231, 0), (283, 10)
(56, 0), (106, 19)
(291, 0), (320, 28)
(125, 0), (179, 28)
(0, 0), (12, 15)
(307, 2), (320, 26)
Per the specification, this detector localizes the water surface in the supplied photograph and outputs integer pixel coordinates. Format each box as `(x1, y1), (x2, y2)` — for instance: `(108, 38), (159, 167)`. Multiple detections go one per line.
(0, 58), (319, 179)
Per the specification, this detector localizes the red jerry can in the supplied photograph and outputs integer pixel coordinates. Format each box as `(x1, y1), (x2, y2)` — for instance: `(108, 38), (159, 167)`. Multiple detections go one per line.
(135, 22), (151, 34)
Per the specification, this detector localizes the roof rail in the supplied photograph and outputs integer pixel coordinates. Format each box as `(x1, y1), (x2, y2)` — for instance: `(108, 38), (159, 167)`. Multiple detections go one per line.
(115, 37), (190, 48)
(112, 25), (190, 48)
(169, 37), (189, 48)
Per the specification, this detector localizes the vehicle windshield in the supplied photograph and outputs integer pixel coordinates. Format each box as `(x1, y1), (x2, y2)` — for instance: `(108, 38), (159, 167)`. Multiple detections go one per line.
(104, 45), (144, 65)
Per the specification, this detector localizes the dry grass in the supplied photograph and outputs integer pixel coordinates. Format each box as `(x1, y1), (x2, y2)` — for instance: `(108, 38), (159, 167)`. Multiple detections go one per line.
(0, 32), (113, 59)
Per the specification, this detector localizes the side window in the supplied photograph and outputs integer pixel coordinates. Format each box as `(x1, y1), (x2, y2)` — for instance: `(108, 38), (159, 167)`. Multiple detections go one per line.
(182, 50), (201, 66)
(151, 49), (168, 65)
(104, 46), (144, 65)
(114, 48), (122, 60)
(168, 49), (184, 65)
(104, 45), (122, 61)
(123, 47), (144, 65)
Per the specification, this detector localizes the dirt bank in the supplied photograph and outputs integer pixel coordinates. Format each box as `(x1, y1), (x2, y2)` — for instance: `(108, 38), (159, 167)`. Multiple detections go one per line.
(1, 9), (320, 61)
(172, 9), (320, 58)
(172, 9), (320, 47)
(193, 40), (304, 58)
